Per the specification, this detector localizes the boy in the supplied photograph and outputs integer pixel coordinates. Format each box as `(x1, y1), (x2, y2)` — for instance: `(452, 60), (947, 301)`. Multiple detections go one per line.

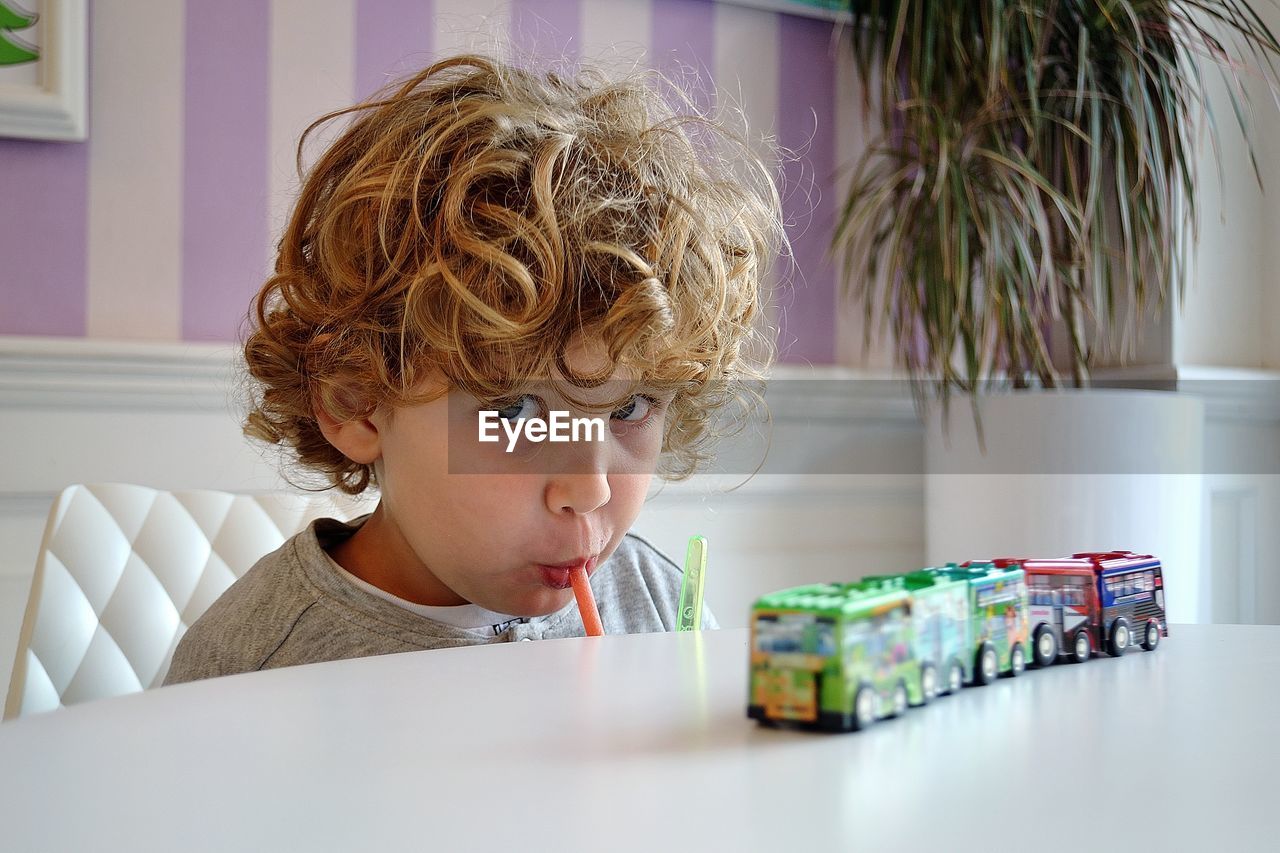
(164, 54), (782, 685)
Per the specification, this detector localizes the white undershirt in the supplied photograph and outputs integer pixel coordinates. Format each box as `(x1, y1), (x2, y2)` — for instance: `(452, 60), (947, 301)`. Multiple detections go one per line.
(330, 560), (528, 632)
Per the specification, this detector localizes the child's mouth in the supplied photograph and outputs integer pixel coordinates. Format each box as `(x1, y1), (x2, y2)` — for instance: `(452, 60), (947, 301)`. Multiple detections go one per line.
(536, 557), (597, 589)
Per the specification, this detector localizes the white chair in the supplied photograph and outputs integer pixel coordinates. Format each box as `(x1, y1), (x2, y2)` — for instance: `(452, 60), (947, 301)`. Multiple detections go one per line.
(3, 483), (370, 719)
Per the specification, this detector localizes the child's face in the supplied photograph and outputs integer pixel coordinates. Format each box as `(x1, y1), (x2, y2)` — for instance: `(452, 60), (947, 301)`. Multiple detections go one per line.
(342, 337), (669, 617)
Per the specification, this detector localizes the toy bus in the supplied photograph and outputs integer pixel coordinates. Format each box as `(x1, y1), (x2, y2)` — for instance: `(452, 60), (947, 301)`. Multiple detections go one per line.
(748, 551), (1166, 733)
(979, 551), (1168, 663)
(940, 562), (1030, 683)
(873, 570), (968, 699)
(748, 580), (922, 732)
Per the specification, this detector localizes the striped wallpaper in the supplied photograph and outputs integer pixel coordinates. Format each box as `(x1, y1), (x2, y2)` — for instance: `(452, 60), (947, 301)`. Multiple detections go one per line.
(0, 0), (865, 364)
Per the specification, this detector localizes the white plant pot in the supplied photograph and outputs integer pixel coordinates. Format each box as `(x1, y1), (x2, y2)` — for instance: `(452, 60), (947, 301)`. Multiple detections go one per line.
(924, 390), (1205, 624)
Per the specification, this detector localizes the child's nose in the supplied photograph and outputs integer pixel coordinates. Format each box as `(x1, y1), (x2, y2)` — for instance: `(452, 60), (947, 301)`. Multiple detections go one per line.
(545, 469), (611, 515)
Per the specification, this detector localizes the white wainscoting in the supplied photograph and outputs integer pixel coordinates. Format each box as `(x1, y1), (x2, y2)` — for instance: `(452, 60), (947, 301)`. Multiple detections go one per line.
(1185, 368), (1280, 625)
(0, 338), (927, 690)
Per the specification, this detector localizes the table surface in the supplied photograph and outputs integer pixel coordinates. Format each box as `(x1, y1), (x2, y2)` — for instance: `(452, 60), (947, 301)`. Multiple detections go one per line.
(0, 624), (1276, 852)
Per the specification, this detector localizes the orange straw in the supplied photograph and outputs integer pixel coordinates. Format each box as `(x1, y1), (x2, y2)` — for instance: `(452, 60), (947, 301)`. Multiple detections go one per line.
(570, 566), (604, 636)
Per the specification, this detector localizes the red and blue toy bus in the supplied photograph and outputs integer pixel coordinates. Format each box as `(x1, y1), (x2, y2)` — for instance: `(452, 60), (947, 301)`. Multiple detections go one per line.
(982, 551), (1167, 663)
(1074, 551), (1168, 655)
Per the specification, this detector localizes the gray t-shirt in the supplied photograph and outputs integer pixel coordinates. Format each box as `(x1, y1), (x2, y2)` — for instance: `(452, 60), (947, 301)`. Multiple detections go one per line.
(163, 517), (716, 685)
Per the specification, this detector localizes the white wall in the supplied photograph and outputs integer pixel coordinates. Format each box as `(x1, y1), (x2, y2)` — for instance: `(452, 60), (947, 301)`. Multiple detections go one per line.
(1177, 3), (1280, 370)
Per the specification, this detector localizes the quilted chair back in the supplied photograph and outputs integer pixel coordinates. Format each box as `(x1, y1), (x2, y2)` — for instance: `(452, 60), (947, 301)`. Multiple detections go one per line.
(4, 483), (370, 719)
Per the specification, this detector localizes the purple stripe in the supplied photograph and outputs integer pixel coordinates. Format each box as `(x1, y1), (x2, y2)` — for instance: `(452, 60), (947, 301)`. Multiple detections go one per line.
(650, 0), (715, 115)
(511, 0), (581, 64)
(181, 0), (270, 342)
(355, 0), (435, 101)
(0, 0), (93, 338)
(0, 139), (89, 336)
(777, 13), (836, 364)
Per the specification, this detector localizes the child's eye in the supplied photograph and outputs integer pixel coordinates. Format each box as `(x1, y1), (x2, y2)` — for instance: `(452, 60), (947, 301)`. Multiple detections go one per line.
(611, 394), (657, 423)
(494, 395), (542, 422)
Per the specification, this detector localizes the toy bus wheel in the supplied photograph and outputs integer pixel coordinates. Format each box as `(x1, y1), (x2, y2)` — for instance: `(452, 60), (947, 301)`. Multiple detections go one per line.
(1071, 631), (1091, 663)
(1033, 626), (1058, 667)
(1008, 644), (1026, 676)
(1142, 621), (1161, 651)
(852, 686), (876, 731)
(977, 645), (999, 685)
(946, 661), (964, 695)
(891, 682), (909, 717)
(919, 665), (938, 704)
(1109, 619), (1131, 656)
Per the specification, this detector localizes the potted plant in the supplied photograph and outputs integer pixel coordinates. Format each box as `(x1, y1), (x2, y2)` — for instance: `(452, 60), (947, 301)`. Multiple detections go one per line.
(834, 0), (1280, 399)
(830, 1), (1280, 621)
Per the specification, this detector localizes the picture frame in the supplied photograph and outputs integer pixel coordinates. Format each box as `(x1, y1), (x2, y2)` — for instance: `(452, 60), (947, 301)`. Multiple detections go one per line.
(0, 0), (86, 141)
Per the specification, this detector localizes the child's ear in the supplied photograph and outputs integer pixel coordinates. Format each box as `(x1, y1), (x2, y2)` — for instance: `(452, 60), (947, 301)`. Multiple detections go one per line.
(313, 397), (382, 465)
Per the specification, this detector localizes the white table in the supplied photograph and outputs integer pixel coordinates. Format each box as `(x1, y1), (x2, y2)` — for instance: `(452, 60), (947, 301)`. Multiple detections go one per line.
(0, 625), (1276, 852)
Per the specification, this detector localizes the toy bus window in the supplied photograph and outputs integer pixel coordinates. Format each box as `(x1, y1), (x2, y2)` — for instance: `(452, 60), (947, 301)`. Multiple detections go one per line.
(1050, 588), (1062, 607)
(843, 622), (871, 648)
(813, 619), (836, 656)
(867, 630), (885, 657)
(979, 586), (1013, 607)
(753, 614), (809, 654)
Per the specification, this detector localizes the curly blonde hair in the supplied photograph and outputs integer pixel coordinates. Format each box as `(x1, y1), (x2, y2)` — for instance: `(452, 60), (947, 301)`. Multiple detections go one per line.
(244, 54), (784, 493)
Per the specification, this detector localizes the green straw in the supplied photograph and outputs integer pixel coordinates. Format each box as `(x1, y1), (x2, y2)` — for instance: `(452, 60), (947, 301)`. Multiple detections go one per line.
(676, 535), (707, 631)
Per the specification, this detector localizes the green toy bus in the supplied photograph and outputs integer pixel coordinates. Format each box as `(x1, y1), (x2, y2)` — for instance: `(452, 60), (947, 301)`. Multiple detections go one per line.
(864, 570), (971, 698)
(748, 580), (924, 732)
(940, 562), (1031, 683)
